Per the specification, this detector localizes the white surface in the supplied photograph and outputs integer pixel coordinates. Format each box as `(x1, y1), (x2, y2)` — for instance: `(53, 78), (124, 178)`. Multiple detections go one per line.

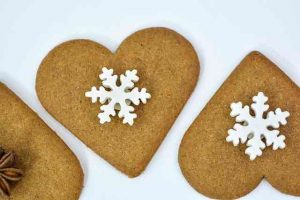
(0, 0), (299, 199)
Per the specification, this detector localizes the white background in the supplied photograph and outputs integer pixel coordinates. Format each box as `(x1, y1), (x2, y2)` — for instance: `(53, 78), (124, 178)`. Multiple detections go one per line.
(0, 0), (299, 199)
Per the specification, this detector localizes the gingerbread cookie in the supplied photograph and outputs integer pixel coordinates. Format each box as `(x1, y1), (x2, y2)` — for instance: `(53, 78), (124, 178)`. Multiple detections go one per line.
(36, 28), (200, 177)
(0, 83), (83, 199)
(179, 51), (300, 199)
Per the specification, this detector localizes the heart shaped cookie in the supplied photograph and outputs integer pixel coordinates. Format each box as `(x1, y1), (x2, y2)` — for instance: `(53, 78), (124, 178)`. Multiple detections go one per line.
(0, 83), (83, 199)
(179, 51), (300, 199)
(36, 28), (200, 177)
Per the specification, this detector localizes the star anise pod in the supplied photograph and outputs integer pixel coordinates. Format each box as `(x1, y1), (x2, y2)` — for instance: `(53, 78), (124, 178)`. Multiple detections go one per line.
(0, 147), (23, 197)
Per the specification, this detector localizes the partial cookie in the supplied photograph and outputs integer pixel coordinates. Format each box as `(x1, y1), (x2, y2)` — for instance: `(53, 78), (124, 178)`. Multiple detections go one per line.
(36, 27), (200, 177)
(179, 51), (300, 199)
(0, 83), (83, 199)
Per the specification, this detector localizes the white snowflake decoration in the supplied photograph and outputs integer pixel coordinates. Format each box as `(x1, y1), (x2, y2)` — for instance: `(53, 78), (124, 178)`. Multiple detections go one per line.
(85, 67), (151, 126)
(226, 92), (290, 160)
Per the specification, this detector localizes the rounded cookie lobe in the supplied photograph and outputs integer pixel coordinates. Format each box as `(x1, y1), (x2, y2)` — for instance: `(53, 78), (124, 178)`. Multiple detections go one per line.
(0, 83), (83, 199)
(179, 51), (300, 198)
(179, 89), (262, 199)
(263, 83), (300, 196)
(36, 27), (200, 177)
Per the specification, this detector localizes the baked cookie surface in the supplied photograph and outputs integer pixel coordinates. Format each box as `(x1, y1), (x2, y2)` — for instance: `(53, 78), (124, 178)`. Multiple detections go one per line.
(179, 51), (300, 199)
(0, 83), (83, 199)
(36, 28), (200, 177)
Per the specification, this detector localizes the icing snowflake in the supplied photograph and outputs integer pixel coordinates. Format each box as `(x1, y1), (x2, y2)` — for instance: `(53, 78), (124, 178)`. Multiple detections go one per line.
(226, 92), (290, 160)
(85, 67), (151, 126)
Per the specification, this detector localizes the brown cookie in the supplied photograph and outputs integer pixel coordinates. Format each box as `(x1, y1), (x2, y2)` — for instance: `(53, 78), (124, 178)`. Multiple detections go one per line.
(0, 83), (83, 199)
(36, 27), (200, 177)
(179, 51), (300, 199)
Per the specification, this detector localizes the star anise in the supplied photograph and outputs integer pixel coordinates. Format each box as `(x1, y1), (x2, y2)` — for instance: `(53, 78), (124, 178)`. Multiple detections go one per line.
(0, 147), (23, 197)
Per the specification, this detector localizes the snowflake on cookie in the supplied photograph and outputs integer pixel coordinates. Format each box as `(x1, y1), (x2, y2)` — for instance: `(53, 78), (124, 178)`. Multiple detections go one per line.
(226, 92), (290, 160)
(85, 67), (151, 126)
